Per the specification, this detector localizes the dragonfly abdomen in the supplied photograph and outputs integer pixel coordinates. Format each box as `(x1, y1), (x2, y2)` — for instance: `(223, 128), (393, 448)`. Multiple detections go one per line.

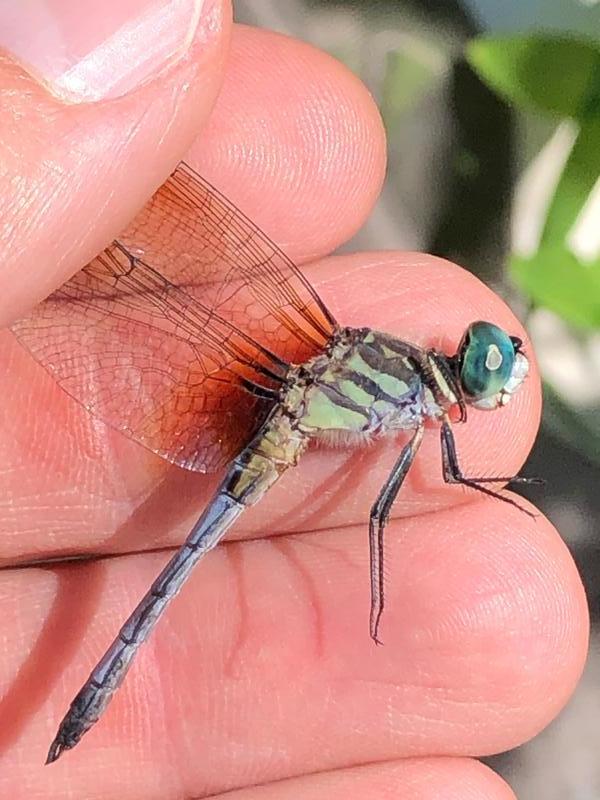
(223, 408), (309, 506)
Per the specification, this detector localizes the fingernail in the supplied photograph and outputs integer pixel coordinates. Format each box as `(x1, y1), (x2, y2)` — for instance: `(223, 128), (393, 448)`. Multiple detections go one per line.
(0, 0), (206, 102)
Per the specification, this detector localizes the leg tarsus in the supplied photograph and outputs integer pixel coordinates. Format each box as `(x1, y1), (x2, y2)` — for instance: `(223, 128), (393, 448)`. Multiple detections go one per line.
(440, 419), (539, 518)
(368, 426), (424, 643)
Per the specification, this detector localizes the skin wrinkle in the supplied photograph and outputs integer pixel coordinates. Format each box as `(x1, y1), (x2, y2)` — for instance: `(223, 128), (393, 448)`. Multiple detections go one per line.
(61, 104), (161, 250)
(314, 257), (436, 295)
(153, 80), (189, 154)
(269, 536), (325, 660)
(192, 27), (385, 261)
(198, 759), (516, 800)
(221, 541), (250, 680)
(150, 629), (185, 794)
(0, 482), (528, 566)
(6, 379), (129, 515)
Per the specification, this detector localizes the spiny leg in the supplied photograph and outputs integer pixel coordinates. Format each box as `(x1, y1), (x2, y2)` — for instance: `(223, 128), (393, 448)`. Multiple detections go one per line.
(46, 493), (243, 765)
(369, 425), (424, 645)
(440, 418), (541, 517)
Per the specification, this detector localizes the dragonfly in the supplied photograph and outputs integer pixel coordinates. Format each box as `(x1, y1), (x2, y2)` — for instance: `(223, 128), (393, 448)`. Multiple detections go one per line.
(11, 163), (535, 764)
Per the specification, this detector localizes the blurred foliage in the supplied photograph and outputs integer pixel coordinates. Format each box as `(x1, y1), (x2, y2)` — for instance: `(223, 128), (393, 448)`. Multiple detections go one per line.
(382, 49), (437, 117)
(542, 381), (600, 469)
(467, 30), (600, 466)
(468, 36), (600, 120)
(467, 34), (600, 330)
(542, 118), (600, 244)
(513, 249), (600, 329)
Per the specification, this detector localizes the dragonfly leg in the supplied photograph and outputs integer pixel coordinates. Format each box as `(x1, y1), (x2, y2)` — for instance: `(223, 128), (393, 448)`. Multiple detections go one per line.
(369, 425), (424, 645)
(46, 492), (244, 764)
(440, 418), (540, 516)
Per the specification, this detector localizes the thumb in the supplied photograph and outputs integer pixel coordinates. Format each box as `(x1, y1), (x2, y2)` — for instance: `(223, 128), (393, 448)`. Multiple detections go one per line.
(0, 0), (231, 327)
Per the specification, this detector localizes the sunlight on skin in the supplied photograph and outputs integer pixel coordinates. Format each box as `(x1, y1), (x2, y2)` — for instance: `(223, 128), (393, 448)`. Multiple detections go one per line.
(0, 9), (587, 799)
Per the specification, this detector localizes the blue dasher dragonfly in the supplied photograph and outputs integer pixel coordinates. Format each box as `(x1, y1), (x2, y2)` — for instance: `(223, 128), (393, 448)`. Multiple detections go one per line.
(11, 163), (534, 763)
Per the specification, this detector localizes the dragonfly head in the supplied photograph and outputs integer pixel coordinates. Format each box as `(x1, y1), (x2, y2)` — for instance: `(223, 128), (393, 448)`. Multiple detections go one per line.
(454, 321), (529, 410)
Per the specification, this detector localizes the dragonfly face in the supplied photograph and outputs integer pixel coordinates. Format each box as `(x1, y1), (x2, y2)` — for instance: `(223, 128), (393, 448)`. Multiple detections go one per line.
(10, 163), (535, 762)
(455, 321), (529, 411)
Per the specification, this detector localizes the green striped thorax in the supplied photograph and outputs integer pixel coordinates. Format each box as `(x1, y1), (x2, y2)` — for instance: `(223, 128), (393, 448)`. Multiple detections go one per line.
(284, 320), (528, 441)
(454, 321), (529, 410)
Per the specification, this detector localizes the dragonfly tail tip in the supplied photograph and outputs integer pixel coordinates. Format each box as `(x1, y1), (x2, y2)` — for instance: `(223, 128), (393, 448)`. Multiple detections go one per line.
(45, 739), (67, 765)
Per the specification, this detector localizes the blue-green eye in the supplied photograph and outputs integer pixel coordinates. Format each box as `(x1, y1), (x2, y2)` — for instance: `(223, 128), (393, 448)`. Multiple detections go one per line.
(458, 321), (516, 400)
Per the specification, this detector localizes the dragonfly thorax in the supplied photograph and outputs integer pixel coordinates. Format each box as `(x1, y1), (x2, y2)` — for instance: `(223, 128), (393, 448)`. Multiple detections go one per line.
(284, 327), (447, 442)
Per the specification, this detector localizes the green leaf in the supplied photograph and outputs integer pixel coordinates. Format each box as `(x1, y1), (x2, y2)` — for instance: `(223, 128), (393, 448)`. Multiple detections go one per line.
(467, 35), (600, 121)
(511, 248), (600, 329)
(541, 118), (600, 245)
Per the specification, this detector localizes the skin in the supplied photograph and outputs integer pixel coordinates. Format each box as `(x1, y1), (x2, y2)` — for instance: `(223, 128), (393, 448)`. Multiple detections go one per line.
(0, 3), (589, 798)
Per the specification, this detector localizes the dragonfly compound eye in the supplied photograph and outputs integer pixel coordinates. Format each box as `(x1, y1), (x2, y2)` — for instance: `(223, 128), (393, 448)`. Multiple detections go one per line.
(459, 321), (516, 402)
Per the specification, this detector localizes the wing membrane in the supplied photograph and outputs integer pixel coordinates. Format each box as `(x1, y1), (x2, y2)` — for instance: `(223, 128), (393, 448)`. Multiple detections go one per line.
(118, 163), (336, 363)
(12, 165), (336, 471)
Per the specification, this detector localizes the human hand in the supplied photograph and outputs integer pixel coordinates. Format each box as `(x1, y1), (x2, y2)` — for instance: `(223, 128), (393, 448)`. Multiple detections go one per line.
(0, 2), (587, 798)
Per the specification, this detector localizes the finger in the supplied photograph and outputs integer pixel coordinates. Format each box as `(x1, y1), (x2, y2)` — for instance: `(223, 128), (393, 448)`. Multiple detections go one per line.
(1, 499), (585, 794)
(210, 758), (516, 800)
(0, 254), (540, 562)
(187, 24), (387, 261)
(1, 18), (385, 329)
(0, 0), (231, 327)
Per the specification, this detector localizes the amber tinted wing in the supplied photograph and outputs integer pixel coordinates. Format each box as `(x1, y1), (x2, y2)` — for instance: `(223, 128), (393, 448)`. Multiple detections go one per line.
(11, 165), (336, 472)
(118, 163), (336, 363)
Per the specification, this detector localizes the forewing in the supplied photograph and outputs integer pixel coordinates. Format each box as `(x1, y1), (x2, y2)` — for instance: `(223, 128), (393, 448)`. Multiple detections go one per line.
(12, 164), (337, 471)
(11, 244), (281, 472)
(117, 163), (337, 365)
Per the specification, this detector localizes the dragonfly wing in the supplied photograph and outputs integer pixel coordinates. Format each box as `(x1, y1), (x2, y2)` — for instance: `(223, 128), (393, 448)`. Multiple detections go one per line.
(12, 163), (337, 471)
(118, 163), (337, 365)
(11, 243), (281, 472)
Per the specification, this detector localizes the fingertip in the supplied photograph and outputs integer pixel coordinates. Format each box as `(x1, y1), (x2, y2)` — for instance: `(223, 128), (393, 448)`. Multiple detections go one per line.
(388, 497), (589, 751)
(212, 758), (516, 800)
(187, 24), (387, 261)
(0, 0), (231, 326)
